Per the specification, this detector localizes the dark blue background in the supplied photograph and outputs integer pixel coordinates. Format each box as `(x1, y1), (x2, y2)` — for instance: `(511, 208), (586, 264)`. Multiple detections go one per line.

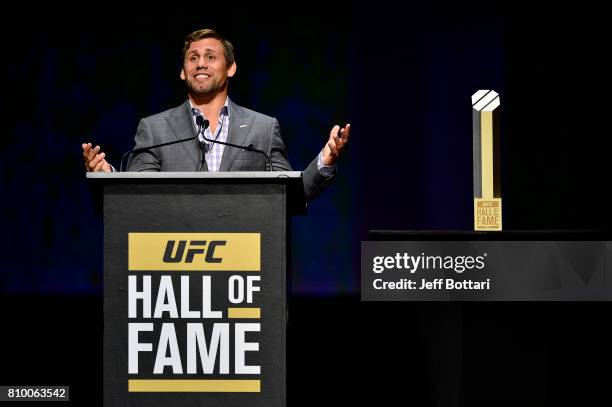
(2, 10), (603, 295)
(0, 7), (608, 407)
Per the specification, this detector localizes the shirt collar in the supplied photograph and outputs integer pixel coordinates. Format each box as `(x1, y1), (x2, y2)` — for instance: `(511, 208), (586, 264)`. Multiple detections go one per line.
(189, 98), (230, 119)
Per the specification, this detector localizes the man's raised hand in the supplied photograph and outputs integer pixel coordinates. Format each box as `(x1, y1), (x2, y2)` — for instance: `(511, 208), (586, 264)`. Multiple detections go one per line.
(321, 123), (351, 167)
(82, 143), (112, 172)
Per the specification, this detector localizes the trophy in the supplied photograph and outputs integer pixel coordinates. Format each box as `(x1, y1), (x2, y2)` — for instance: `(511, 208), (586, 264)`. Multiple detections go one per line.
(472, 90), (502, 231)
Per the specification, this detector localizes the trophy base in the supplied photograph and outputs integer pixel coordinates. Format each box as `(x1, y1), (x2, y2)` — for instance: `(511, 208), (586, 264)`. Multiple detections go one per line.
(474, 198), (502, 231)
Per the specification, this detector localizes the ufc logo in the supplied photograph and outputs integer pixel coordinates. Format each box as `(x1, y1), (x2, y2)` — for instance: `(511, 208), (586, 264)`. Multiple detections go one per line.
(162, 240), (226, 263)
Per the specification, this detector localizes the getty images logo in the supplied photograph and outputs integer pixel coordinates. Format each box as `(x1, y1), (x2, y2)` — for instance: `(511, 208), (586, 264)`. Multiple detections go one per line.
(162, 240), (227, 263)
(372, 252), (488, 274)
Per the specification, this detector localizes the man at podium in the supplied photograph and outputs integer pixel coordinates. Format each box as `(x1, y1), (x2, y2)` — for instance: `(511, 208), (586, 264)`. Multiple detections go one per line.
(81, 28), (350, 202)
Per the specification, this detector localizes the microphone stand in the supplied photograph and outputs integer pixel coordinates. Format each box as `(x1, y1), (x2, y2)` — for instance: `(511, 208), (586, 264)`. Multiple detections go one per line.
(196, 116), (272, 171)
(119, 120), (210, 172)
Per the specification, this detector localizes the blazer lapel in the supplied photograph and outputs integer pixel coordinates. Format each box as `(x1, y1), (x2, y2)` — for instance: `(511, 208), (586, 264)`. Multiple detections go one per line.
(218, 99), (255, 172)
(166, 101), (206, 171)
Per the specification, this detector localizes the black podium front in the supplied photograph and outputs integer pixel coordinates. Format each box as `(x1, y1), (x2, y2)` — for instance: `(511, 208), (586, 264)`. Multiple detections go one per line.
(87, 172), (304, 407)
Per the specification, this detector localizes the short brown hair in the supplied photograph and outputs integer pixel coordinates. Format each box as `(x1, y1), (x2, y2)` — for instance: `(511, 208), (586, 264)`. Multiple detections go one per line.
(182, 28), (235, 67)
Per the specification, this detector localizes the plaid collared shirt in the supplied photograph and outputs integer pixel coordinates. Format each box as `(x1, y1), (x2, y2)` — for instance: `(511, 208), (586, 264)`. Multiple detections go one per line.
(190, 100), (230, 172)
(190, 99), (337, 176)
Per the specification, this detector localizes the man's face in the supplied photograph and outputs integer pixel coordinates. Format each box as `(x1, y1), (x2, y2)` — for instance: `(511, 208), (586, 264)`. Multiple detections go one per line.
(180, 38), (236, 97)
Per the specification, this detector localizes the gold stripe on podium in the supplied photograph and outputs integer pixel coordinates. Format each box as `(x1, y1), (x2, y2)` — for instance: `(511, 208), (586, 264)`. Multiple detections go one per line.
(228, 307), (261, 319)
(128, 379), (261, 392)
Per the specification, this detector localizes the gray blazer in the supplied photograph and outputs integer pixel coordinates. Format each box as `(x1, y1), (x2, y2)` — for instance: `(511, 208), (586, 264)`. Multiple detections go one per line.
(127, 100), (334, 202)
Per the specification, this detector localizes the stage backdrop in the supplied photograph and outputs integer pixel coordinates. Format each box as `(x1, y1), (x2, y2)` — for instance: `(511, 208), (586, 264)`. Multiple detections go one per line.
(0, 9), (604, 295)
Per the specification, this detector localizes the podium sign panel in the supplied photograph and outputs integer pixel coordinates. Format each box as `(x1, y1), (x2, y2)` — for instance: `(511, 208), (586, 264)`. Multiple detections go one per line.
(88, 172), (303, 407)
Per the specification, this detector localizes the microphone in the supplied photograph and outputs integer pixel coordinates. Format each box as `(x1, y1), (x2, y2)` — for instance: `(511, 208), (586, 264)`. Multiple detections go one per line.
(196, 115), (272, 171)
(119, 119), (209, 172)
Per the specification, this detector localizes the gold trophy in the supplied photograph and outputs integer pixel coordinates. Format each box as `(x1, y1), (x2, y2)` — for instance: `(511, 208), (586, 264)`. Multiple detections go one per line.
(472, 90), (502, 231)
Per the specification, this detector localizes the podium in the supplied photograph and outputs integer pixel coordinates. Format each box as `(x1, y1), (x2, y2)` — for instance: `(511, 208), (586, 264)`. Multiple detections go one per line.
(87, 172), (305, 407)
